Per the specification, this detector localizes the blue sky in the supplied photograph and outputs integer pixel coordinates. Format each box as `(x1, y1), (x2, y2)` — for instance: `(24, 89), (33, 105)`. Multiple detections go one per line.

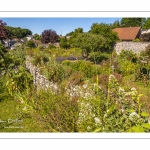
(1, 18), (121, 36)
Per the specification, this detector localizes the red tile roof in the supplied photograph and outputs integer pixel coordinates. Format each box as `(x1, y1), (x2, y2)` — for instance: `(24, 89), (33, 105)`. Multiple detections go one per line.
(113, 27), (141, 41)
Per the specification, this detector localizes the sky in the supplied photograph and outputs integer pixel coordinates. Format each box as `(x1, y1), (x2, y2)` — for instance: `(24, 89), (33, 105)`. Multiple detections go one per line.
(1, 18), (122, 36)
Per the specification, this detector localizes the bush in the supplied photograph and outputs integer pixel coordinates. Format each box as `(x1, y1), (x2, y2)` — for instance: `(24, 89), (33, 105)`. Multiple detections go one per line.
(140, 44), (150, 56)
(119, 50), (138, 63)
(68, 71), (85, 86)
(69, 60), (101, 78)
(26, 40), (36, 48)
(48, 44), (56, 49)
(89, 52), (109, 63)
(61, 60), (71, 66)
(133, 38), (140, 42)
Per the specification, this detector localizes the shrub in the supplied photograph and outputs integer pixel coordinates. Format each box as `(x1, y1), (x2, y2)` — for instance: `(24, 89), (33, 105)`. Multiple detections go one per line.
(48, 44), (56, 49)
(47, 63), (65, 83)
(70, 60), (101, 78)
(26, 40), (36, 48)
(133, 38), (140, 42)
(119, 50), (138, 63)
(61, 60), (71, 66)
(89, 52), (109, 63)
(68, 71), (85, 86)
(140, 44), (150, 56)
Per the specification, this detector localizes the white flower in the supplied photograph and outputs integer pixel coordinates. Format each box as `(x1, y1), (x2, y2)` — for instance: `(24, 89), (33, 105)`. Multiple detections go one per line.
(129, 112), (140, 120)
(148, 117), (150, 124)
(87, 126), (91, 131)
(131, 87), (136, 91)
(83, 84), (88, 89)
(94, 117), (101, 124)
(118, 87), (125, 94)
(109, 74), (115, 81)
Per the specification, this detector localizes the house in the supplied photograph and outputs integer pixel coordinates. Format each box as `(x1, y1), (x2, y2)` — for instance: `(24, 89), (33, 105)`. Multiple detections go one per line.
(3, 39), (12, 48)
(113, 27), (141, 41)
(26, 35), (33, 41)
(141, 29), (150, 34)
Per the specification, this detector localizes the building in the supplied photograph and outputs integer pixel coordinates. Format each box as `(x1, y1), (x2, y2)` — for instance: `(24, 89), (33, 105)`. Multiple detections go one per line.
(113, 27), (141, 41)
(26, 35), (33, 41)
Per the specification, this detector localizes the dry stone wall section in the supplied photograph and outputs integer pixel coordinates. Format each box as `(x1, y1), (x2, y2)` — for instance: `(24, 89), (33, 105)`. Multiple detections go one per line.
(25, 56), (59, 93)
(114, 42), (150, 54)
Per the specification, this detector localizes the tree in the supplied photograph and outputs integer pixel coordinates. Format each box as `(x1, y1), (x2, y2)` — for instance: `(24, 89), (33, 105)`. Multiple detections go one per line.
(41, 29), (58, 44)
(120, 18), (146, 27)
(74, 33), (105, 57)
(33, 33), (41, 41)
(89, 23), (119, 52)
(5, 26), (32, 39)
(142, 18), (150, 29)
(110, 20), (120, 29)
(0, 20), (8, 40)
(60, 37), (70, 49)
(68, 27), (84, 47)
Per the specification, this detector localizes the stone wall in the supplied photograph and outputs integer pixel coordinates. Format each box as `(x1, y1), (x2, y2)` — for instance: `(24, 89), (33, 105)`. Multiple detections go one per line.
(25, 56), (59, 93)
(114, 42), (150, 54)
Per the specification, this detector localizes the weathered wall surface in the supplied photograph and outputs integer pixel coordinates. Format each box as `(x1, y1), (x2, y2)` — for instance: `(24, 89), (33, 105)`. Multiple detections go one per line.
(114, 42), (150, 54)
(25, 56), (59, 93)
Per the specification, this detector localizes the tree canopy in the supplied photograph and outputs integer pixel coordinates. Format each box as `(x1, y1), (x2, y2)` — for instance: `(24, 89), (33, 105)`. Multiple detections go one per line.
(60, 36), (70, 49)
(41, 29), (58, 44)
(0, 20), (8, 40)
(120, 18), (146, 27)
(89, 23), (119, 52)
(33, 33), (41, 41)
(5, 26), (32, 39)
(74, 33), (105, 57)
(142, 18), (150, 29)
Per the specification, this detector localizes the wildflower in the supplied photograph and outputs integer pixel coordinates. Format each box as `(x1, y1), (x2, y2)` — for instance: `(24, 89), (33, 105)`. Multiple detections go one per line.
(129, 112), (139, 120)
(148, 117), (150, 124)
(83, 84), (88, 89)
(131, 87), (136, 91)
(94, 117), (101, 124)
(109, 74), (115, 81)
(118, 87), (125, 95)
(87, 126), (91, 131)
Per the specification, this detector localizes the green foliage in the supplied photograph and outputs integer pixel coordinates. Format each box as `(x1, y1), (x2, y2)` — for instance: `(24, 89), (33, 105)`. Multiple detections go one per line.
(140, 44), (150, 56)
(29, 90), (78, 132)
(142, 18), (150, 29)
(89, 52), (109, 63)
(120, 18), (146, 27)
(48, 44), (56, 49)
(133, 38), (140, 42)
(68, 71), (85, 86)
(26, 40), (36, 48)
(33, 33), (41, 40)
(119, 50), (138, 63)
(89, 23), (119, 52)
(5, 26), (32, 39)
(110, 20), (120, 29)
(60, 36), (70, 49)
(74, 33), (105, 57)
(63, 60), (101, 78)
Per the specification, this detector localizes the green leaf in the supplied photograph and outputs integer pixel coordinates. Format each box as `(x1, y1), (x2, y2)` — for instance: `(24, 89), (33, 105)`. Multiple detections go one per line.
(94, 128), (102, 132)
(142, 123), (150, 129)
(141, 112), (149, 117)
(130, 125), (145, 132)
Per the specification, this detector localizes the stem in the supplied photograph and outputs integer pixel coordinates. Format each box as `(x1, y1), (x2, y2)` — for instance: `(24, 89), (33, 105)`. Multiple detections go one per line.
(107, 51), (113, 110)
